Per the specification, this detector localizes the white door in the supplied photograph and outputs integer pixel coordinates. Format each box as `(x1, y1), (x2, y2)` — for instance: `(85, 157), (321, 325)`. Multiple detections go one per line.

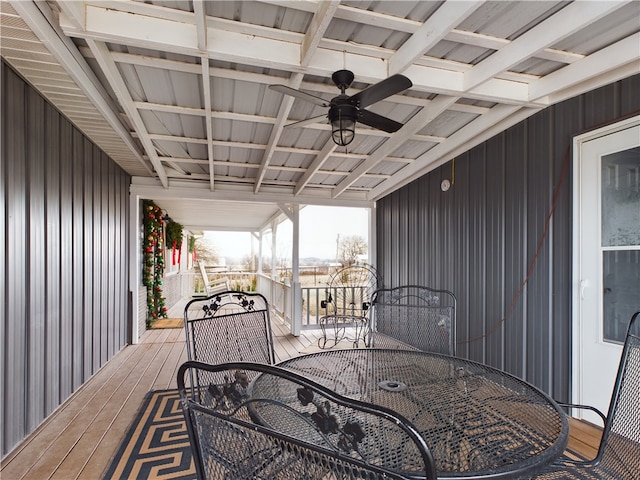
(573, 117), (640, 424)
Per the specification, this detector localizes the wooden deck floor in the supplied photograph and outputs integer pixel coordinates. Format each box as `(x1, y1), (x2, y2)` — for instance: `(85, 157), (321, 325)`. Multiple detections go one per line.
(1, 315), (602, 479)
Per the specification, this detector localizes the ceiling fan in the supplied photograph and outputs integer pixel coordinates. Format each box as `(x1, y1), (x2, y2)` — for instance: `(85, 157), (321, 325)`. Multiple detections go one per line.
(269, 70), (412, 146)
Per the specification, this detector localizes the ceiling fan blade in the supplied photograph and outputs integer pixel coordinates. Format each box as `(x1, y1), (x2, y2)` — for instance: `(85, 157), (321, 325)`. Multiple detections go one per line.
(284, 115), (327, 129)
(349, 74), (412, 109)
(269, 85), (330, 107)
(358, 110), (404, 133)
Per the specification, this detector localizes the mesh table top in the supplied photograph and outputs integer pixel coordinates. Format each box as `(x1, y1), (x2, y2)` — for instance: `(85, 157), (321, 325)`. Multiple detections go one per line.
(251, 349), (569, 479)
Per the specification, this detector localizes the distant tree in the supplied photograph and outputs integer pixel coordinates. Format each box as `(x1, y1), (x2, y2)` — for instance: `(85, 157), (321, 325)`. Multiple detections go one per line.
(242, 254), (257, 271)
(194, 236), (219, 265)
(338, 235), (367, 266)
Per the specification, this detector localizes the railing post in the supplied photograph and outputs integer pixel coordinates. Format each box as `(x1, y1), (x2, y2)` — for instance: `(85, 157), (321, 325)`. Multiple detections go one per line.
(292, 281), (301, 336)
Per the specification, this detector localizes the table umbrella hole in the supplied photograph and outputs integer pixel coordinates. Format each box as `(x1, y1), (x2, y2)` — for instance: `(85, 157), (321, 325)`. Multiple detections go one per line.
(378, 380), (407, 392)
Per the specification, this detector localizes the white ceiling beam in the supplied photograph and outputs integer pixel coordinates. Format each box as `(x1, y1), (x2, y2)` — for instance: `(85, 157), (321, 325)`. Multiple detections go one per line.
(185, 225), (260, 233)
(168, 160), (394, 177)
(145, 129), (443, 152)
(529, 33), (640, 102)
(464, 0), (630, 92)
(388, 1), (482, 75)
(131, 177), (374, 208)
(163, 154), (410, 169)
(86, 39), (169, 187)
(332, 95), (458, 197)
(62, 3), (534, 105)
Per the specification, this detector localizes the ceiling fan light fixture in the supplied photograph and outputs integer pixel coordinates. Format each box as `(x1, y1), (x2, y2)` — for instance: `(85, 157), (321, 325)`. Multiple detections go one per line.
(329, 104), (357, 146)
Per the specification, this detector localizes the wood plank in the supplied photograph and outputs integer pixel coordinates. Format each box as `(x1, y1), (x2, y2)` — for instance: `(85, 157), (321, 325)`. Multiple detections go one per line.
(566, 417), (602, 460)
(23, 342), (165, 480)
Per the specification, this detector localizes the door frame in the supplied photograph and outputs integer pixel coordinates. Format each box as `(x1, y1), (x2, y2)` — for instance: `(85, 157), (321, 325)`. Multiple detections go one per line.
(571, 115), (640, 408)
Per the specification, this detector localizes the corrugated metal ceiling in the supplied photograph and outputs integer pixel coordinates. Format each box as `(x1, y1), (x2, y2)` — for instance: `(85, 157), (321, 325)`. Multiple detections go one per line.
(2, 0), (639, 231)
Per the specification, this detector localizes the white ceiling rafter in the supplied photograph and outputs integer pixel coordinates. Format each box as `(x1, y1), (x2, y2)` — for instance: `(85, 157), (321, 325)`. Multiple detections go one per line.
(254, 74), (300, 193)
(192, 0), (214, 191)
(3, 0), (637, 233)
(388, 0), (483, 75)
(86, 39), (169, 187)
(528, 33), (640, 103)
(463, 0), (630, 92)
(254, 1), (338, 195)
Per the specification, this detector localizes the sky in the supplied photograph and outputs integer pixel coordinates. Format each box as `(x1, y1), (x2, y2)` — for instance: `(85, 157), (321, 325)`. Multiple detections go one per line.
(203, 205), (369, 261)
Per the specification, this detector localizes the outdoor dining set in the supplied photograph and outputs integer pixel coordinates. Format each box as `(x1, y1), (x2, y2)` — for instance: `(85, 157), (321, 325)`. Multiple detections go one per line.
(178, 265), (640, 480)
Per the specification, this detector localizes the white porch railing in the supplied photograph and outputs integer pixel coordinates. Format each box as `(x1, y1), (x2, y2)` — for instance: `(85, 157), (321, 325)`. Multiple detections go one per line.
(257, 273), (292, 327)
(192, 270), (364, 335)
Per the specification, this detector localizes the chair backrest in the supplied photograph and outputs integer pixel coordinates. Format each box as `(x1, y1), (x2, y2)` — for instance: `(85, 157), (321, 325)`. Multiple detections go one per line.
(323, 263), (381, 318)
(197, 262), (230, 295)
(370, 285), (457, 355)
(183, 291), (275, 371)
(177, 360), (437, 480)
(595, 310), (640, 476)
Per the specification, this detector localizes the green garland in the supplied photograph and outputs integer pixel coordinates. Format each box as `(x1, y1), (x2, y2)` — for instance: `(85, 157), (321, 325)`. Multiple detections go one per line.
(166, 220), (183, 249)
(142, 200), (167, 325)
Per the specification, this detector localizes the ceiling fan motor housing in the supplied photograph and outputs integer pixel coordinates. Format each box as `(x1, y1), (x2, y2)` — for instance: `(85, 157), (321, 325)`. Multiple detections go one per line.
(332, 69), (355, 92)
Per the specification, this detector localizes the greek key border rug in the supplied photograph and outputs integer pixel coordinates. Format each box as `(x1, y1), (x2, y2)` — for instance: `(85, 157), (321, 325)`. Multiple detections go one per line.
(103, 390), (195, 479)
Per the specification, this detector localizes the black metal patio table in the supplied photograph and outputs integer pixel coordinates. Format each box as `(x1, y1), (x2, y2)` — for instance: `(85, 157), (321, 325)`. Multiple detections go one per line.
(250, 349), (569, 479)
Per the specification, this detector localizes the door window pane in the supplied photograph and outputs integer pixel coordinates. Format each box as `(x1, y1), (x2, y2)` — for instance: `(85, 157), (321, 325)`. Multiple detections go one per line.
(601, 146), (640, 343)
(601, 147), (640, 246)
(603, 250), (640, 344)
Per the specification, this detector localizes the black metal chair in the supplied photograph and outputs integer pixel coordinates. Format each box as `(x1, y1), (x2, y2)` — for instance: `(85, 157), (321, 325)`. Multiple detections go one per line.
(528, 311), (640, 479)
(318, 263), (381, 349)
(183, 291), (275, 373)
(369, 285), (457, 355)
(177, 360), (437, 480)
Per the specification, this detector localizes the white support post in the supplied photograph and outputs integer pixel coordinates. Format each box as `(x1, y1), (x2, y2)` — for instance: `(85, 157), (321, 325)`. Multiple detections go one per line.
(291, 205), (301, 336)
(129, 193), (141, 344)
(271, 221), (278, 280)
(255, 231), (263, 274)
(271, 221), (278, 304)
(369, 204), (377, 269)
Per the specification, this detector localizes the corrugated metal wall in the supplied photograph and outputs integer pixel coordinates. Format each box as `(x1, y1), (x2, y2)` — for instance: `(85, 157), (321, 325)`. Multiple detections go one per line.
(1, 61), (131, 457)
(376, 74), (640, 401)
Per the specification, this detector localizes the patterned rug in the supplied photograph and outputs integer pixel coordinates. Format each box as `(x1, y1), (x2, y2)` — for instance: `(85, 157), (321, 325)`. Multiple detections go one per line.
(103, 390), (195, 479)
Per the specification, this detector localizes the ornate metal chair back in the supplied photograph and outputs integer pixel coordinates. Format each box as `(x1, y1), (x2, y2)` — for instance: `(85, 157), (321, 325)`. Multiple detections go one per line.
(531, 311), (640, 479)
(590, 310), (640, 477)
(183, 291), (275, 379)
(318, 263), (381, 348)
(177, 360), (437, 480)
(370, 285), (457, 355)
